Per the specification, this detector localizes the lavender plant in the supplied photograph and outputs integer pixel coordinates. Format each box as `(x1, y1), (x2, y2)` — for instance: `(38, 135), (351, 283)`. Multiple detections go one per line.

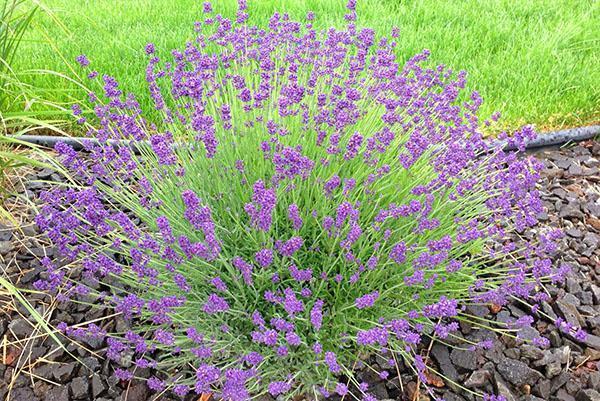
(36, 1), (573, 399)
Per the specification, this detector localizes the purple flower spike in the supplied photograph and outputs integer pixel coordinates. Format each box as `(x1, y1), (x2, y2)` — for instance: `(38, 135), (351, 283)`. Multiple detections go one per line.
(355, 291), (379, 309)
(310, 300), (324, 331)
(76, 54), (90, 67)
(255, 248), (274, 267)
(324, 351), (341, 374)
(288, 203), (303, 230)
(245, 180), (276, 232)
(203, 293), (229, 314)
(268, 380), (291, 396)
(232, 256), (253, 285)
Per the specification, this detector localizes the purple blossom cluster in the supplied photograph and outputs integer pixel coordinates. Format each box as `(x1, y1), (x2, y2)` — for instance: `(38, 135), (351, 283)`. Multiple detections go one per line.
(35, 1), (570, 400)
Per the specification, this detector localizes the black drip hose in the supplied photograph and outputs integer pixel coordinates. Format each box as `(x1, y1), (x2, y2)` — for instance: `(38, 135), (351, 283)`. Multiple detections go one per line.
(10, 125), (600, 154)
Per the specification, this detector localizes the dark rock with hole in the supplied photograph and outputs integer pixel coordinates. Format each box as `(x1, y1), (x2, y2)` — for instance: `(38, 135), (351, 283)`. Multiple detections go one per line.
(80, 356), (100, 372)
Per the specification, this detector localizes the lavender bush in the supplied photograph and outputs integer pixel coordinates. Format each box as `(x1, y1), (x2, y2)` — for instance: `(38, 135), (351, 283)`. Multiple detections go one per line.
(36, 1), (574, 399)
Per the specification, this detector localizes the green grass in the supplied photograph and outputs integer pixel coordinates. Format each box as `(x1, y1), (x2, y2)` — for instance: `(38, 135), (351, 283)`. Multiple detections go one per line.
(13, 0), (600, 132)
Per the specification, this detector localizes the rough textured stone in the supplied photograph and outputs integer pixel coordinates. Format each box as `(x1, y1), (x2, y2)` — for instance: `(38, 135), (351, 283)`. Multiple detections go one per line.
(7, 318), (32, 338)
(521, 345), (544, 360)
(576, 389), (600, 401)
(44, 386), (70, 401)
(431, 344), (458, 381)
(522, 396), (546, 401)
(504, 348), (520, 359)
(91, 374), (106, 398)
(81, 357), (101, 372)
(545, 360), (562, 378)
(554, 389), (576, 401)
(69, 376), (88, 400)
(464, 369), (491, 388)
(52, 363), (76, 382)
(495, 377), (517, 401)
(566, 277), (583, 294)
(542, 301), (559, 320)
(11, 387), (40, 401)
(556, 299), (585, 327)
(589, 372), (600, 391)
(0, 240), (11, 255)
(583, 334), (600, 350)
(549, 330), (563, 347)
(450, 348), (477, 371)
(559, 202), (584, 219)
(534, 379), (552, 400)
(442, 393), (466, 401)
(567, 378), (585, 396)
(370, 382), (388, 400)
(122, 381), (148, 401)
(497, 358), (543, 387)
(591, 285), (600, 304)
(550, 372), (571, 393)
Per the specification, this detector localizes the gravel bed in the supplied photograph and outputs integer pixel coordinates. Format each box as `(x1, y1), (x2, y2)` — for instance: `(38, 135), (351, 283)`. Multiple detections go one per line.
(1, 140), (599, 401)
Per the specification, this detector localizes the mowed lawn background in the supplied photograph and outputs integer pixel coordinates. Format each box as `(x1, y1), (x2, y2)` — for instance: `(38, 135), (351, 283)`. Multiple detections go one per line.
(15, 0), (600, 132)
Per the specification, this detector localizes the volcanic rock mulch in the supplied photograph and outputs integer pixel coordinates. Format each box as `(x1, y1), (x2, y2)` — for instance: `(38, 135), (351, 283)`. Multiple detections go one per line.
(1, 140), (599, 401)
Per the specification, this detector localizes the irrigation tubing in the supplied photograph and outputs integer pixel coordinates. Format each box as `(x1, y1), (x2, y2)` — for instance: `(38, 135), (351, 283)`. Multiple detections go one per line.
(10, 124), (600, 155)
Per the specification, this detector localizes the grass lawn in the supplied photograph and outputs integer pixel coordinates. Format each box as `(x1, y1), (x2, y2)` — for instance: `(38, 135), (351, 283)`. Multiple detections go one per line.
(15, 0), (600, 132)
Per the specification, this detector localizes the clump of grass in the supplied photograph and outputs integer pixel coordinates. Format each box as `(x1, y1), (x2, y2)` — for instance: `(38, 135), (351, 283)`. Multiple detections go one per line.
(1, 0), (44, 224)
(1, 0), (37, 110)
(36, 2), (572, 400)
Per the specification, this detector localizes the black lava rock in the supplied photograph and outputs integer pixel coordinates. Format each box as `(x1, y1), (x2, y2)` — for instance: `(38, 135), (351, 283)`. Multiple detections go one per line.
(497, 357), (543, 387)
